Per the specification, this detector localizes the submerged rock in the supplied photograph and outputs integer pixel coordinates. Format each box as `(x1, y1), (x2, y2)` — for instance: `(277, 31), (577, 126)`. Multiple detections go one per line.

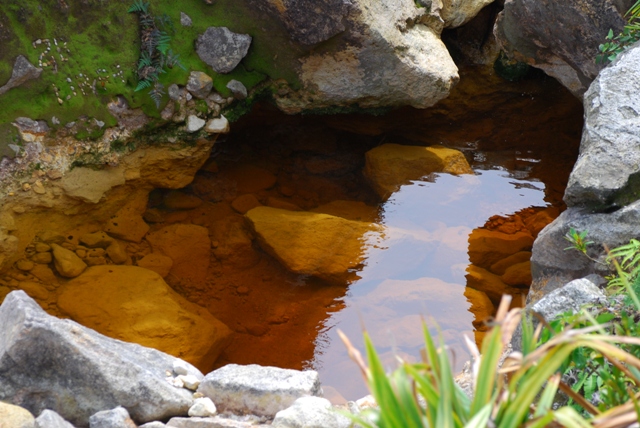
(364, 143), (473, 199)
(245, 207), (383, 283)
(468, 229), (534, 269)
(0, 291), (197, 426)
(51, 243), (87, 278)
(58, 266), (231, 370)
(197, 364), (321, 417)
(146, 224), (211, 285)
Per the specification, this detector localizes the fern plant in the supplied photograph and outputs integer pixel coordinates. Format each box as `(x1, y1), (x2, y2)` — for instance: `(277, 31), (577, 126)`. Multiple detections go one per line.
(129, 1), (184, 108)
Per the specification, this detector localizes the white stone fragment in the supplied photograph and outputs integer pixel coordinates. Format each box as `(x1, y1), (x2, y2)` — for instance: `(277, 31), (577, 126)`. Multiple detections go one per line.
(197, 364), (321, 417)
(204, 115), (230, 134)
(272, 396), (352, 428)
(188, 397), (217, 417)
(178, 374), (201, 391)
(186, 115), (205, 133)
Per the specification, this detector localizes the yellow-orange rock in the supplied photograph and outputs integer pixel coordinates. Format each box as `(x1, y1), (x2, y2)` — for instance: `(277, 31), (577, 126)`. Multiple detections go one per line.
(137, 253), (173, 278)
(222, 164), (277, 194)
(209, 217), (259, 269)
(58, 265), (231, 370)
(489, 251), (531, 275)
(524, 206), (560, 238)
(502, 261), (532, 287)
(231, 194), (262, 214)
(245, 207), (383, 284)
(146, 224), (211, 285)
(468, 229), (534, 268)
(465, 265), (523, 304)
(310, 200), (379, 223)
(364, 143), (474, 199)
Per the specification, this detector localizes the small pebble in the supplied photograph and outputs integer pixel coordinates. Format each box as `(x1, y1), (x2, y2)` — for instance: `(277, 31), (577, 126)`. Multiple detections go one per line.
(188, 398), (217, 417)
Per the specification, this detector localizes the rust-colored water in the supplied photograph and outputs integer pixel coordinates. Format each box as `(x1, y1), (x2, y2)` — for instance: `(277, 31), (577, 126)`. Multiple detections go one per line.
(153, 67), (583, 401)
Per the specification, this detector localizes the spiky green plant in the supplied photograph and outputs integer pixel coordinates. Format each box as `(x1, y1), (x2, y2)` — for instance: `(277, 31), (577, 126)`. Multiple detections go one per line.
(597, 0), (640, 63)
(340, 294), (640, 428)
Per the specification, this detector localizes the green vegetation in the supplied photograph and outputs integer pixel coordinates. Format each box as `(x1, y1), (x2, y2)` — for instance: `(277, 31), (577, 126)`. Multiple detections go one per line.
(597, 0), (640, 63)
(0, 0), (307, 154)
(342, 237), (640, 427)
(493, 52), (531, 82)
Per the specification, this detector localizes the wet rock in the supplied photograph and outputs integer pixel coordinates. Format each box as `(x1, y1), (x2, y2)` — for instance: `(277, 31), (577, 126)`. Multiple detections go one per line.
(564, 44), (640, 208)
(441, 0), (495, 28)
(310, 200), (379, 223)
(465, 265), (523, 304)
(137, 253), (174, 278)
(89, 407), (136, 428)
(35, 242), (51, 253)
(59, 265), (230, 369)
(495, 0), (629, 97)
(37, 231), (67, 245)
(468, 229), (534, 268)
(266, 197), (301, 211)
(106, 241), (128, 264)
(0, 402), (35, 428)
(105, 200), (150, 243)
(364, 144), (473, 199)
(223, 164), (277, 194)
(0, 291), (197, 426)
(80, 231), (114, 248)
(231, 194), (262, 214)
(188, 398), (217, 417)
(501, 261), (531, 287)
(146, 224), (211, 285)
(0, 55), (42, 96)
(490, 251), (531, 275)
(19, 281), (50, 302)
(226, 79), (247, 100)
(180, 12), (192, 27)
(246, 207), (383, 283)
(35, 409), (75, 428)
(187, 115), (206, 133)
(51, 243), (87, 278)
(196, 27), (252, 74)
(59, 166), (126, 204)
(210, 217), (259, 269)
(187, 72), (213, 99)
(29, 265), (58, 284)
(164, 191), (203, 210)
(272, 396), (351, 428)
(205, 115), (230, 134)
(197, 364), (321, 417)
(16, 259), (35, 271)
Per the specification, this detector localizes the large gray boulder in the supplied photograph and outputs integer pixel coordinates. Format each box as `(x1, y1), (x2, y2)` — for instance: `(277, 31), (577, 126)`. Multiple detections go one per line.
(530, 202), (640, 302)
(272, 0), (459, 113)
(495, 0), (634, 97)
(530, 277), (607, 322)
(564, 44), (640, 209)
(197, 364), (322, 418)
(196, 27), (252, 74)
(0, 55), (42, 96)
(0, 291), (198, 426)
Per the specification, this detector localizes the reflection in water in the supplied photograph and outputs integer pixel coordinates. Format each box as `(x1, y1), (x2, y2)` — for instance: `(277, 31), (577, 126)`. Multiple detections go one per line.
(314, 170), (551, 400)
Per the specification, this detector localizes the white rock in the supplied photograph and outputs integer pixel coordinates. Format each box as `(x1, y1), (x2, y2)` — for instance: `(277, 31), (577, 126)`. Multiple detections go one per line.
(89, 406), (136, 428)
(186, 115), (205, 133)
(197, 364), (321, 418)
(178, 375), (201, 390)
(188, 398), (217, 417)
(35, 409), (75, 428)
(272, 396), (352, 428)
(139, 422), (166, 428)
(204, 115), (230, 134)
